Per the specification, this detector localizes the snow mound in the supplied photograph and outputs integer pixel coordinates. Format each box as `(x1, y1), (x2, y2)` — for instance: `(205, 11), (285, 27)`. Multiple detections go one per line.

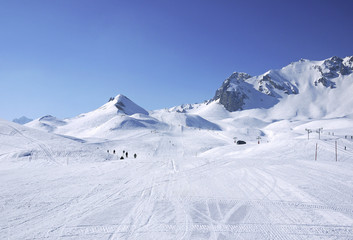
(151, 110), (221, 130)
(26, 115), (67, 132)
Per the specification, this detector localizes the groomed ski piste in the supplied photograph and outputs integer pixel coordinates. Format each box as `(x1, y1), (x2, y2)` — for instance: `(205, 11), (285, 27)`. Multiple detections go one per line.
(1, 109), (353, 239)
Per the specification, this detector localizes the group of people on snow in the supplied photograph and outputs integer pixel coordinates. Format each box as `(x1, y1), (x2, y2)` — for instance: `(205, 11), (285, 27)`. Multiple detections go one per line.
(107, 149), (137, 160)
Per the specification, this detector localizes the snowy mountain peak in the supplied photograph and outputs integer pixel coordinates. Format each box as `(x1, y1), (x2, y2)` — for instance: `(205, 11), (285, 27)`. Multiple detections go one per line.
(342, 56), (353, 70)
(109, 94), (148, 116)
(213, 72), (254, 111)
(213, 55), (353, 115)
(311, 55), (353, 89)
(256, 71), (299, 97)
(26, 94), (152, 137)
(212, 70), (290, 112)
(39, 115), (56, 121)
(97, 94), (148, 116)
(228, 72), (252, 81)
(316, 56), (351, 78)
(12, 116), (33, 125)
(113, 94), (127, 102)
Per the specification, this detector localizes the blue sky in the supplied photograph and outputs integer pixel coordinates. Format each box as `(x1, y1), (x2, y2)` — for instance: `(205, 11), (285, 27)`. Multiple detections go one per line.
(1, 0), (353, 121)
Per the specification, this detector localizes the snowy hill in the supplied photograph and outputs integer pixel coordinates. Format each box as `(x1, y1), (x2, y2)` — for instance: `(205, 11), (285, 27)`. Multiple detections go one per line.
(26, 94), (167, 138)
(26, 115), (67, 132)
(212, 56), (353, 119)
(0, 118), (109, 166)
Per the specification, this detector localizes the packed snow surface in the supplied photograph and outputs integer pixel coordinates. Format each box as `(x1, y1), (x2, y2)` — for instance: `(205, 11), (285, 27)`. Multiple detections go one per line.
(2, 112), (353, 239)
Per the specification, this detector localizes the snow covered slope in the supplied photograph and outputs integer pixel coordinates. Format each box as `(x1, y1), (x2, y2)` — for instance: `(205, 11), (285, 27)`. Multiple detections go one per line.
(26, 94), (166, 138)
(151, 109), (222, 131)
(27, 94), (224, 138)
(27, 115), (67, 132)
(0, 118), (110, 166)
(2, 114), (353, 239)
(212, 56), (353, 119)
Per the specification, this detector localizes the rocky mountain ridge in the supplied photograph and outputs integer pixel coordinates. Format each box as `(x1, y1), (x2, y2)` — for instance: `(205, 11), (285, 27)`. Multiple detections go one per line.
(213, 55), (353, 112)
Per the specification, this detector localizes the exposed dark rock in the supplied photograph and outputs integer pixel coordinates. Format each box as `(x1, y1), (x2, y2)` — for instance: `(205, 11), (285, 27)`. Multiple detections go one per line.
(216, 89), (248, 111)
(213, 72), (251, 111)
(314, 77), (336, 88)
(115, 101), (126, 111)
(258, 74), (298, 96)
(322, 56), (350, 77)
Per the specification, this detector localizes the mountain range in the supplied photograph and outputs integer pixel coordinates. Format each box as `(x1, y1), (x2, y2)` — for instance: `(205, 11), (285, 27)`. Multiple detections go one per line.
(212, 55), (353, 116)
(25, 55), (353, 138)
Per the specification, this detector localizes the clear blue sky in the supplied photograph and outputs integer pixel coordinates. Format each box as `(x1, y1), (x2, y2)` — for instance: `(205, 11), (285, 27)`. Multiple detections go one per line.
(1, 0), (353, 121)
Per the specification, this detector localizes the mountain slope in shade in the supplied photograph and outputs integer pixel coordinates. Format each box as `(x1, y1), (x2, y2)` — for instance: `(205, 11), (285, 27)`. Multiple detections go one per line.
(111, 94), (149, 116)
(12, 116), (33, 125)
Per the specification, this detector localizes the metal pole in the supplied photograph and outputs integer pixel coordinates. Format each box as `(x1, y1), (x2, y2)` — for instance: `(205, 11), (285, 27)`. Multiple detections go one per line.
(315, 143), (317, 161)
(305, 129), (312, 140)
(316, 128), (323, 140)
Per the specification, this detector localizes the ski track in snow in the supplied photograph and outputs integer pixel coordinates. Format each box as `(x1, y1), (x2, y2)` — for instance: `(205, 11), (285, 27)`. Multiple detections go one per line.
(5, 124), (60, 166)
(1, 121), (353, 239)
